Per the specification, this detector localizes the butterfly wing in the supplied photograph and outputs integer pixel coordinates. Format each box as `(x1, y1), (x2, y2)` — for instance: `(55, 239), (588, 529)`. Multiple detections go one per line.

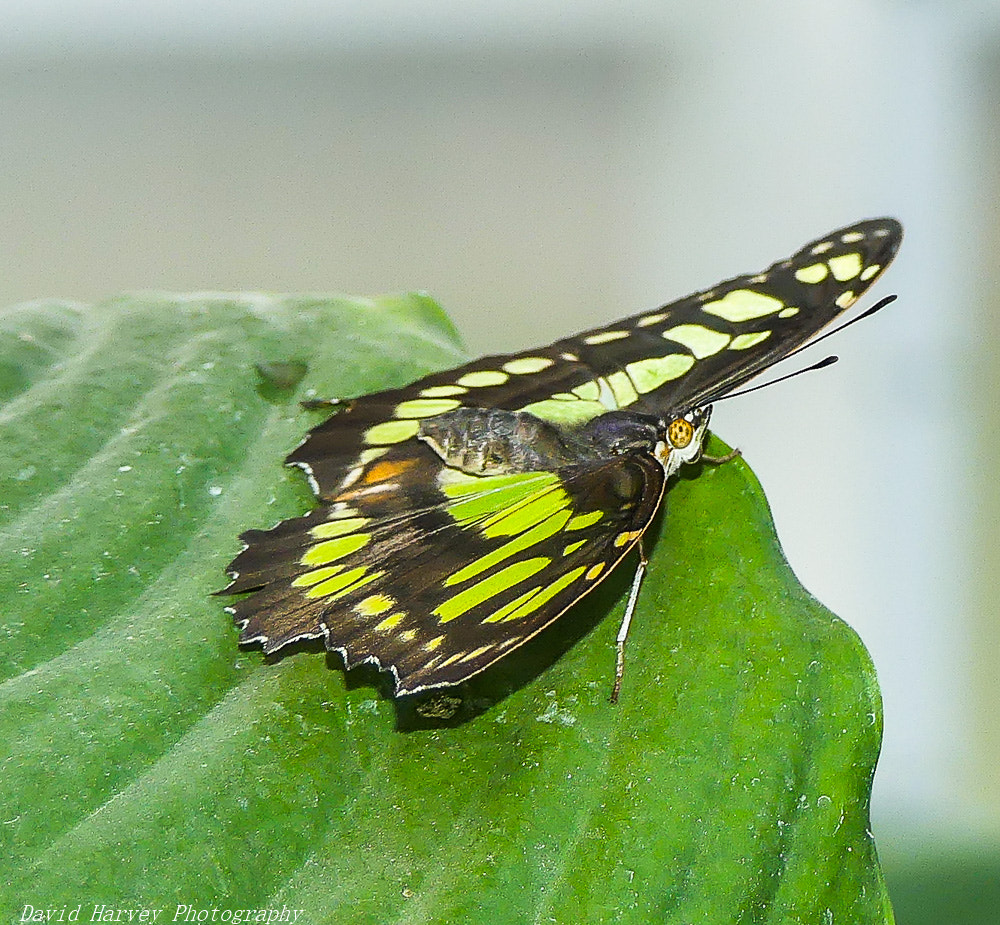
(223, 447), (664, 695)
(290, 218), (901, 499)
(223, 217), (902, 695)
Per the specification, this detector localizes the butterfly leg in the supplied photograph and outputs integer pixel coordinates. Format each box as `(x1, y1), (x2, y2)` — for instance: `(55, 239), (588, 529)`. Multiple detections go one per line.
(610, 539), (648, 704)
(701, 447), (742, 465)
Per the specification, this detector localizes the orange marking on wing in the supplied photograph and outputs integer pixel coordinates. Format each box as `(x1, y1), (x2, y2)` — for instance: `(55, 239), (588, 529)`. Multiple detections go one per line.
(362, 458), (419, 485)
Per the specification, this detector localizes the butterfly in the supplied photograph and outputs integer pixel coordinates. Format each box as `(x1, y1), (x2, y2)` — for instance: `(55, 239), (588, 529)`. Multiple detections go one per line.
(220, 218), (902, 703)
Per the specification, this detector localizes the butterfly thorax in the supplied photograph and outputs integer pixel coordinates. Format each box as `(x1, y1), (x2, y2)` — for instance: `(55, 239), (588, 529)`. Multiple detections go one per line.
(418, 406), (711, 480)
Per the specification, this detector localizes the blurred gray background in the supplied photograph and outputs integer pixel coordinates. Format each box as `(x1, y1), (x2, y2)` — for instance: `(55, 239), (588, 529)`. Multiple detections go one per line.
(2, 1), (996, 917)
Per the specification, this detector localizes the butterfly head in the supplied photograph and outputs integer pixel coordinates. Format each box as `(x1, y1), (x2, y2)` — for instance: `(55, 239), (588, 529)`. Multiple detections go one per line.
(656, 406), (712, 476)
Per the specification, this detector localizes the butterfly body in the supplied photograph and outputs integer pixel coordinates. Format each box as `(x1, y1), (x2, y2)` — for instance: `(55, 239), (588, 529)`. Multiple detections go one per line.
(418, 406), (702, 477)
(221, 219), (902, 698)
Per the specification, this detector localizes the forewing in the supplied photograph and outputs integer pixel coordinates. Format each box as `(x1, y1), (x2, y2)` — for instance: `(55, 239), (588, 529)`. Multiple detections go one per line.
(570, 217), (904, 412)
(290, 218), (901, 499)
(223, 447), (665, 696)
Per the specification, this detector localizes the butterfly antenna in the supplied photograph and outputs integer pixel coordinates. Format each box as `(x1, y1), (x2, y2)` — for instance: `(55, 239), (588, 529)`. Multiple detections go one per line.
(712, 294), (896, 403)
(715, 355), (839, 402)
(782, 294), (896, 364)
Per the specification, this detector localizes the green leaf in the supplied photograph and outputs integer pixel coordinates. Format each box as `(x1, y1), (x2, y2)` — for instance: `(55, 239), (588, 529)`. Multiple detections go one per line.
(0, 293), (891, 923)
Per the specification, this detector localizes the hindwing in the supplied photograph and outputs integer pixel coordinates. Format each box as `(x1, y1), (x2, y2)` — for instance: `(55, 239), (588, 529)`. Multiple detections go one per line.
(226, 447), (664, 695)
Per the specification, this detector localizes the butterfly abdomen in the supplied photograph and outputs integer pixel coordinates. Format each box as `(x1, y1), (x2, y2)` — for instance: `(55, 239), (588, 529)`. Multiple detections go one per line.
(419, 407), (581, 474)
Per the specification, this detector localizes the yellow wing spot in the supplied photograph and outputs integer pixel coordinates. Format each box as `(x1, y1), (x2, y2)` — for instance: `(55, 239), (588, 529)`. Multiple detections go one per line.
(398, 629), (417, 643)
(503, 356), (554, 375)
(491, 566), (587, 622)
(420, 384), (468, 398)
(374, 612), (406, 631)
(456, 370), (510, 388)
(811, 241), (834, 255)
(310, 517), (371, 539)
(613, 529), (643, 548)
(441, 471), (565, 527)
(356, 594), (396, 617)
(481, 492), (569, 539)
(662, 323), (731, 358)
(563, 539), (587, 556)
(520, 396), (605, 426)
(636, 312), (667, 328)
(860, 263), (881, 281)
(326, 505), (360, 520)
(572, 380), (601, 401)
(566, 510), (603, 530)
(394, 397), (463, 419)
(729, 331), (772, 350)
(363, 419), (419, 445)
(702, 289), (784, 322)
(292, 565), (342, 589)
(827, 252), (863, 282)
(561, 351), (579, 361)
(583, 330), (630, 345)
(438, 466), (506, 492)
(841, 231), (865, 243)
(303, 566), (381, 601)
(434, 557), (550, 623)
(439, 652), (473, 670)
(483, 587), (541, 623)
(606, 370), (639, 407)
(459, 644), (495, 664)
(585, 562), (605, 581)
(446, 509), (571, 585)
(794, 263), (828, 284)
(302, 532), (370, 567)
(625, 355), (695, 393)
(340, 465), (365, 490)
(358, 447), (389, 465)
(778, 307), (799, 318)
(835, 290), (856, 308)
(423, 635), (446, 652)
(444, 468), (556, 494)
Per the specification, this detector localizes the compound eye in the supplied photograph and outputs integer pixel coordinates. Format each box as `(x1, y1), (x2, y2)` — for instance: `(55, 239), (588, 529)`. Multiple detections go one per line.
(667, 418), (694, 449)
